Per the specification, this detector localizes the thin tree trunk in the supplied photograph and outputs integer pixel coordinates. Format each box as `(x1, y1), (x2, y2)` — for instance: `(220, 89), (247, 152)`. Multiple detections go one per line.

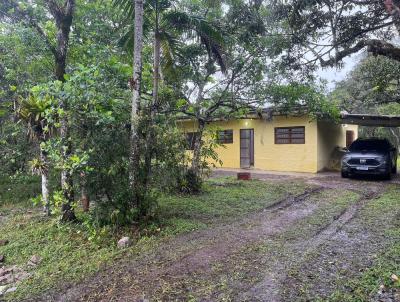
(80, 172), (89, 212)
(129, 0), (145, 207)
(190, 80), (206, 178)
(191, 119), (206, 176)
(143, 10), (161, 188)
(40, 147), (50, 216)
(60, 113), (76, 221)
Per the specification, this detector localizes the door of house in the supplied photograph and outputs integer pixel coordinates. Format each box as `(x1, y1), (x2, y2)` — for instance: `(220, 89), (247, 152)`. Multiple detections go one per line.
(240, 129), (254, 168)
(346, 130), (355, 148)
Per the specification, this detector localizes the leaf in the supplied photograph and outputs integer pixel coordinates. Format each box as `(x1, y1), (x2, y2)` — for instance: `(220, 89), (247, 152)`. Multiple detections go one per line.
(176, 98), (188, 108)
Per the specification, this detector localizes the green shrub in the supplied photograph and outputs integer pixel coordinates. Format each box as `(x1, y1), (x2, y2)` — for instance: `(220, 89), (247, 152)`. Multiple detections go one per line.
(181, 168), (203, 194)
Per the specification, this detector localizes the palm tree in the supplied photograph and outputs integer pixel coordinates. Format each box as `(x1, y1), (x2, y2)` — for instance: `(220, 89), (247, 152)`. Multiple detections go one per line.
(17, 94), (54, 216)
(129, 0), (145, 208)
(119, 1), (226, 78)
(116, 0), (226, 188)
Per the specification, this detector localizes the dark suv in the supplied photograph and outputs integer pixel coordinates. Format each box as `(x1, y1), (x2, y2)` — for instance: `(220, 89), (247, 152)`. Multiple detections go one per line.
(341, 138), (397, 179)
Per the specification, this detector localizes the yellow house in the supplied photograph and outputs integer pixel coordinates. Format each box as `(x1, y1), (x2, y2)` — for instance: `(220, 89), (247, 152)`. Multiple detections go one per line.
(179, 113), (358, 173)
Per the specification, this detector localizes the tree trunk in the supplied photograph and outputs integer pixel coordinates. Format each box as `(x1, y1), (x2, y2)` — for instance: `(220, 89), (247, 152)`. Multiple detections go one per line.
(143, 11), (161, 188)
(52, 1), (74, 82)
(191, 119), (206, 177)
(40, 147), (50, 216)
(51, 1), (76, 222)
(80, 172), (89, 212)
(12, 0), (76, 221)
(129, 0), (145, 207)
(60, 113), (76, 222)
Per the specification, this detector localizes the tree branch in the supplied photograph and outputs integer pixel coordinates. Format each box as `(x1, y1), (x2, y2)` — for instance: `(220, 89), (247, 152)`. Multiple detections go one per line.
(0, 0), (57, 57)
(321, 39), (400, 67)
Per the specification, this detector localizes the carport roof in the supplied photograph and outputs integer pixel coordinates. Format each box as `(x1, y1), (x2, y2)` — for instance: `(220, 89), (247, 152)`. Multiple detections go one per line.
(341, 113), (400, 127)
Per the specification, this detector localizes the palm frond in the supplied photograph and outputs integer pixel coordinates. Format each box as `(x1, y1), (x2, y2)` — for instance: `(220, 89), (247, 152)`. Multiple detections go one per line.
(147, 0), (171, 11)
(113, 0), (169, 22)
(113, 0), (155, 52)
(112, 0), (135, 19)
(115, 1), (227, 72)
(162, 10), (227, 72)
(118, 15), (153, 50)
(159, 30), (182, 78)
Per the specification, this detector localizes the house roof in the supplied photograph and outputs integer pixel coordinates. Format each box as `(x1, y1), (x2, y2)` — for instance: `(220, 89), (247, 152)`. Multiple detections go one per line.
(340, 113), (400, 127)
(176, 106), (309, 123)
(178, 108), (400, 127)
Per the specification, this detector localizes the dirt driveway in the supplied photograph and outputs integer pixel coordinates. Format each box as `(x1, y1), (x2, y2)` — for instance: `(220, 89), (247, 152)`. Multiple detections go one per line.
(36, 171), (400, 302)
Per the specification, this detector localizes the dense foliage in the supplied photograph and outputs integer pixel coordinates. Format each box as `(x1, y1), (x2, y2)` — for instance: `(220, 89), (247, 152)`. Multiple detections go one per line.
(0, 0), (343, 226)
(0, 2), (399, 301)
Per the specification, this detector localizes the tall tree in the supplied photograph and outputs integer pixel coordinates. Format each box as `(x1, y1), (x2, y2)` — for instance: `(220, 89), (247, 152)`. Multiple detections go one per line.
(144, 0), (161, 188)
(129, 0), (145, 208)
(116, 0), (228, 188)
(0, 0), (77, 221)
(49, 0), (77, 222)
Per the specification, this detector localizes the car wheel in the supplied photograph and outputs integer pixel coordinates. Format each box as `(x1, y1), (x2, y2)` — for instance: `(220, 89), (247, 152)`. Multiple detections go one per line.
(392, 164), (397, 174)
(341, 171), (349, 178)
(384, 172), (392, 180)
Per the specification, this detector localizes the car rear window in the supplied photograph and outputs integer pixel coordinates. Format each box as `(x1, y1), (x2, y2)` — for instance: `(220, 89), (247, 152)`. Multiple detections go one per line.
(349, 140), (391, 152)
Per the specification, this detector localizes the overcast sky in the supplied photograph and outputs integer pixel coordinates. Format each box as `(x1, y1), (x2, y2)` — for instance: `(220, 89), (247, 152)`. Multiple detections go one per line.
(316, 52), (365, 91)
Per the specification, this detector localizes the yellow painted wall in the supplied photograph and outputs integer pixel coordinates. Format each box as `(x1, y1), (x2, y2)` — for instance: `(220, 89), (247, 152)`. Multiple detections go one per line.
(180, 115), (320, 173)
(317, 122), (358, 171)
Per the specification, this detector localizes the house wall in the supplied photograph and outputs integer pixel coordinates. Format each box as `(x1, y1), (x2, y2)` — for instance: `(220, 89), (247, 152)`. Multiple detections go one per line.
(317, 122), (359, 171)
(180, 115), (320, 173)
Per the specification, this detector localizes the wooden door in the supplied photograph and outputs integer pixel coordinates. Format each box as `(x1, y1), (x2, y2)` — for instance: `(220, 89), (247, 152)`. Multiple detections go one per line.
(346, 130), (355, 148)
(240, 129), (254, 168)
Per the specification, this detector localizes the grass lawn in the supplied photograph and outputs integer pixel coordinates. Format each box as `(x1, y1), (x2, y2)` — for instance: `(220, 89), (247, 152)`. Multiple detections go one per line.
(0, 175), (40, 208)
(326, 185), (400, 302)
(1, 175), (399, 301)
(0, 176), (307, 301)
